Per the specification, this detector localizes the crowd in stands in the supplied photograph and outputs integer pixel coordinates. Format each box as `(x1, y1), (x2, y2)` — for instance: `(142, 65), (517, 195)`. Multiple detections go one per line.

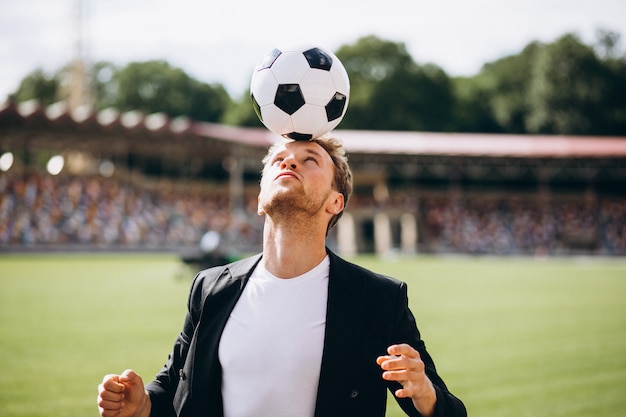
(418, 194), (625, 255)
(1, 171), (624, 256)
(0, 172), (264, 253)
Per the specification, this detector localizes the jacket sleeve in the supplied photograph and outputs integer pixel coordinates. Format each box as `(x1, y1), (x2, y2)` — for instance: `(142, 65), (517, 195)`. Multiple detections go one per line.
(390, 282), (467, 417)
(144, 271), (206, 417)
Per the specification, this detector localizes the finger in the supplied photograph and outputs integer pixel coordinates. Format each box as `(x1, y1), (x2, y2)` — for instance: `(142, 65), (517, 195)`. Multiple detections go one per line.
(377, 355), (406, 370)
(98, 397), (125, 410)
(394, 387), (411, 398)
(389, 358), (426, 373)
(379, 354), (425, 372)
(118, 369), (147, 407)
(101, 376), (125, 394)
(382, 368), (420, 381)
(98, 405), (123, 417)
(99, 410), (122, 417)
(376, 354), (399, 366)
(387, 343), (420, 359)
(99, 387), (125, 402)
(119, 369), (140, 384)
(97, 391), (125, 417)
(119, 369), (144, 393)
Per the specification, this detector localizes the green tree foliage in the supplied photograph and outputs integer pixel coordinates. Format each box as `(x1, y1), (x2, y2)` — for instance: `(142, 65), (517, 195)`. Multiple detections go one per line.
(222, 89), (264, 128)
(455, 31), (626, 135)
(91, 61), (118, 108)
(602, 52), (626, 135)
(453, 42), (542, 133)
(526, 34), (610, 134)
(11, 68), (61, 105)
(335, 35), (455, 131)
(93, 60), (231, 122)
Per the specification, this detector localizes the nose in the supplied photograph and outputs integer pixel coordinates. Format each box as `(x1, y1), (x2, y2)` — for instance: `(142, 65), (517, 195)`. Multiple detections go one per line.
(280, 155), (297, 170)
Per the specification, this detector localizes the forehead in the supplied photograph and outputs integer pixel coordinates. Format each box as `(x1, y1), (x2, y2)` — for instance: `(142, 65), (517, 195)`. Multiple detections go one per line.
(271, 141), (332, 163)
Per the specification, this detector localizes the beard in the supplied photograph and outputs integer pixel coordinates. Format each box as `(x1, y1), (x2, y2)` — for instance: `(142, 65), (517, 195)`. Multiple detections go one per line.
(261, 186), (329, 224)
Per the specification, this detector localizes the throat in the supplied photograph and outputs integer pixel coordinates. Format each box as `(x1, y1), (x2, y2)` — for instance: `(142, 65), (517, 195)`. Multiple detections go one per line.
(262, 226), (328, 279)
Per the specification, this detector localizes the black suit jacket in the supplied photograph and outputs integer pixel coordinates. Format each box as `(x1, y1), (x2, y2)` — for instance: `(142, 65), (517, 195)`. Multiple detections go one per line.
(145, 250), (466, 417)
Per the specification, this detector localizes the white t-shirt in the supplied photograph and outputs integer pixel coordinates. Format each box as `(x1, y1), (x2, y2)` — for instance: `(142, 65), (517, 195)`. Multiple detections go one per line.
(218, 256), (330, 417)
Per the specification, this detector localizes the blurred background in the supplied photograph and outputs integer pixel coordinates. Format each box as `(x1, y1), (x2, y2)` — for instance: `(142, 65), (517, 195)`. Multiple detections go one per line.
(1, 0), (625, 258)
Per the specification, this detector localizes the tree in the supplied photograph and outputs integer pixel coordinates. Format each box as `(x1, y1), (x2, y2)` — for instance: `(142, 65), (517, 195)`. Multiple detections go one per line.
(99, 60), (232, 122)
(593, 30), (626, 135)
(222, 89), (264, 128)
(449, 77), (501, 133)
(335, 35), (455, 131)
(453, 30), (626, 136)
(452, 42), (541, 133)
(526, 34), (611, 134)
(11, 68), (61, 105)
(91, 61), (119, 109)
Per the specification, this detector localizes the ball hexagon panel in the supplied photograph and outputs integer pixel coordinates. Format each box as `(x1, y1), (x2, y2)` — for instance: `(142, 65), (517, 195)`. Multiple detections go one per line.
(291, 104), (329, 138)
(251, 70), (279, 107)
(260, 104), (295, 136)
(299, 69), (337, 107)
(329, 63), (350, 96)
(269, 51), (311, 84)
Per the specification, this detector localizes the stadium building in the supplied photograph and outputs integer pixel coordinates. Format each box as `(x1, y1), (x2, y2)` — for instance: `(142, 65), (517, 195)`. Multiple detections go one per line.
(1, 99), (625, 258)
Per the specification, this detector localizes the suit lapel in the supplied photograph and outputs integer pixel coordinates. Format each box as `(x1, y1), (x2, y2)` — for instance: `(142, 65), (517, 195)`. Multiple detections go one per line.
(314, 251), (364, 416)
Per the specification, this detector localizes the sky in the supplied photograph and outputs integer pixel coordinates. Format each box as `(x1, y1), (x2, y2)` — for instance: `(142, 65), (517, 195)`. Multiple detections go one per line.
(1, 0), (625, 102)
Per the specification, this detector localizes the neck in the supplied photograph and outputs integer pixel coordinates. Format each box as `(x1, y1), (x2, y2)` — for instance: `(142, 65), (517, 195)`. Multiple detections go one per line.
(261, 215), (328, 279)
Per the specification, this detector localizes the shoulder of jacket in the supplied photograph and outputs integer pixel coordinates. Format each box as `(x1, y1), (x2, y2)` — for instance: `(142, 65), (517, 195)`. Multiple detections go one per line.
(187, 254), (262, 303)
(328, 250), (405, 290)
(194, 253), (262, 282)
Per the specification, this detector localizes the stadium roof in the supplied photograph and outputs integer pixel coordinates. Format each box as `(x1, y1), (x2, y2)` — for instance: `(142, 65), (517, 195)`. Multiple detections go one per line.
(334, 130), (626, 158)
(1, 100), (625, 159)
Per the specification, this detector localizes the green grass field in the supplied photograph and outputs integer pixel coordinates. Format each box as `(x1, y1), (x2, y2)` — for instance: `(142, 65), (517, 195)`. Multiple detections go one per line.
(1, 253), (625, 417)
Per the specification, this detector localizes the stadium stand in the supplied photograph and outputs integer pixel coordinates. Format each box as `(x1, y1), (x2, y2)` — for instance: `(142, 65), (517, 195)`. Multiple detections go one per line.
(1, 99), (625, 256)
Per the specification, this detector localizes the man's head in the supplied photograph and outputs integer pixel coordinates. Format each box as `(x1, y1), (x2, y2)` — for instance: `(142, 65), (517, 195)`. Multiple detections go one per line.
(260, 136), (353, 234)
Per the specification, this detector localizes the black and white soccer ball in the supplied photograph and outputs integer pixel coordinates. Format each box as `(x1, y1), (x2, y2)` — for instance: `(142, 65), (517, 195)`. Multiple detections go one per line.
(250, 44), (350, 140)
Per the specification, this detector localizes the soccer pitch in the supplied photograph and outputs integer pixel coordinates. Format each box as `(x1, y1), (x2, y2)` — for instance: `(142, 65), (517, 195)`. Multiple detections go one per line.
(1, 253), (625, 417)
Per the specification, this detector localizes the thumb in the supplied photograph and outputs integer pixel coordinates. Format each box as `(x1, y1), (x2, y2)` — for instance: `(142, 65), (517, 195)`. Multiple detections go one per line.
(119, 369), (145, 400)
(119, 369), (142, 385)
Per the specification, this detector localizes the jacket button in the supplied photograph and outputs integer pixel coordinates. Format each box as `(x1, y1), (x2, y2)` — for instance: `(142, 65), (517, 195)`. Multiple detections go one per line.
(349, 389), (359, 399)
(179, 369), (186, 380)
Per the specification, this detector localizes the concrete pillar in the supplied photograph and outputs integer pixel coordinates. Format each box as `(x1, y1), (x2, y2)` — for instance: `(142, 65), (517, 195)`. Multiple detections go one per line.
(400, 213), (417, 254)
(374, 212), (391, 256)
(337, 212), (357, 257)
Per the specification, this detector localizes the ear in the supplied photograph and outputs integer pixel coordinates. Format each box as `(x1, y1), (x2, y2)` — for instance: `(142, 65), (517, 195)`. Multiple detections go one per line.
(257, 196), (265, 215)
(326, 191), (344, 215)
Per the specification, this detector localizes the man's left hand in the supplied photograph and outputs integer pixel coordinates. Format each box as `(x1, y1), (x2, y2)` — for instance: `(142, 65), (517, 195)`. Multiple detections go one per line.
(377, 343), (437, 417)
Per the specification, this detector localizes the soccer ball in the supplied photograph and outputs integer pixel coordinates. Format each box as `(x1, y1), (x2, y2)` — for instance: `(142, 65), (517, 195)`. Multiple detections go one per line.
(250, 44), (350, 140)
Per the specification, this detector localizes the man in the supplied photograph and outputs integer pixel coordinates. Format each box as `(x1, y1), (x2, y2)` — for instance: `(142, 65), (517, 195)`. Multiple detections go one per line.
(97, 137), (466, 417)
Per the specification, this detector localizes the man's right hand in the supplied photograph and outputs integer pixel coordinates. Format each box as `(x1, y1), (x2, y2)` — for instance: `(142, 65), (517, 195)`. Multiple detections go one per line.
(97, 369), (151, 417)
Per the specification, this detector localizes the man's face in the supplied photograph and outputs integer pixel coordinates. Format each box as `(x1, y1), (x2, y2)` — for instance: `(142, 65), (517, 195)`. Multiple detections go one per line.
(258, 140), (343, 220)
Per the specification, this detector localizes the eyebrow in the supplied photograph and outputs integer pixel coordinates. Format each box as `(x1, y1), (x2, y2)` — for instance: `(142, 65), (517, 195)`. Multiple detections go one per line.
(303, 148), (324, 159)
(273, 147), (325, 160)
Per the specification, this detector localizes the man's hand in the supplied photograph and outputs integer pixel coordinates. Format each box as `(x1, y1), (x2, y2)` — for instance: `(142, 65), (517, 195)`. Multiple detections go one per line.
(377, 344), (437, 417)
(97, 369), (151, 417)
